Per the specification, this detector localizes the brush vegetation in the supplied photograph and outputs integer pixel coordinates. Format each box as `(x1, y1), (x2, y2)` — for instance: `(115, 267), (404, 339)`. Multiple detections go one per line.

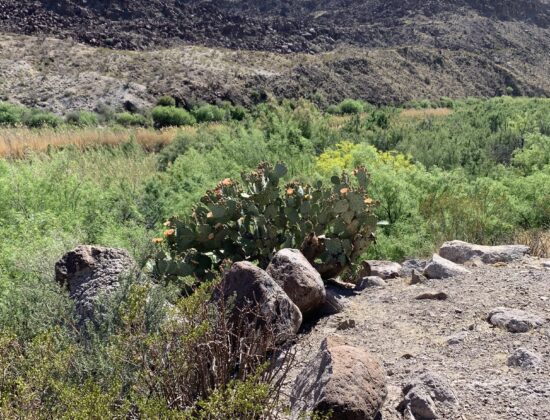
(1, 96), (550, 417)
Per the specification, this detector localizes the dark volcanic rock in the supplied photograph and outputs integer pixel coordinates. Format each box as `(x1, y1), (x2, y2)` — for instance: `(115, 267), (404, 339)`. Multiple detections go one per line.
(55, 245), (136, 321)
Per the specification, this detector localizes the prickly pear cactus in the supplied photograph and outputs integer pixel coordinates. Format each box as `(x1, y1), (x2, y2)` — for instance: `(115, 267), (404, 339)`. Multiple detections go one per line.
(153, 162), (377, 283)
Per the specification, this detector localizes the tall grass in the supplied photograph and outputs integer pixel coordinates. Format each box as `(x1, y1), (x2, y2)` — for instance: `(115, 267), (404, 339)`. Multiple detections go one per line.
(0, 127), (185, 158)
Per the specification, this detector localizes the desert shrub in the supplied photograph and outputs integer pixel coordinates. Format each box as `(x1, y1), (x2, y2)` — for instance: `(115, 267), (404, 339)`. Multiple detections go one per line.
(338, 99), (365, 114)
(156, 95), (177, 107)
(114, 111), (151, 127)
(25, 111), (63, 128)
(326, 104), (340, 115)
(230, 104), (247, 121)
(65, 110), (99, 127)
(0, 101), (27, 126)
(152, 106), (196, 128)
(192, 104), (227, 123)
(0, 277), (293, 418)
(154, 162), (377, 282)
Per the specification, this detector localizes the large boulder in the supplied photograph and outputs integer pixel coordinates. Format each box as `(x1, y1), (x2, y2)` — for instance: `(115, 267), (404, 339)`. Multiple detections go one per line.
(266, 249), (326, 315)
(439, 240), (529, 264)
(215, 262), (302, 342)
(363, 260), (402, 279)
(291, 336), (387, 420)
(487, 307), (544, 333)
(423, 254), (470, 279)
(55, 245), (136, 321)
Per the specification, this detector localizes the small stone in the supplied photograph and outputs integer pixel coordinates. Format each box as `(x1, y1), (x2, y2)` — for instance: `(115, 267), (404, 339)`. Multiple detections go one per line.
(415, 291), (449, 301)
(542, 260), (550, 268)
(507, 348), (542, 369)
(356, 276), (387, 290)
(336, 318), (356, 330)
(447, 331), (468, 345)
(411, 269), (428, 285)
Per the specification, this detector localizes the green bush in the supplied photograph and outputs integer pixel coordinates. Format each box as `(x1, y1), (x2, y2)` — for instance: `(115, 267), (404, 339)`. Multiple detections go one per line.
(114, 112), (151, 127)
(192, 104), (227, 123)
(338, 99), (365, 115)
(0, 101), (27, 126)
(25, 111), (63, 128)
(151, 106), (196, 128)
(156, 96), (176, 107)
(66, 110), (99, 127)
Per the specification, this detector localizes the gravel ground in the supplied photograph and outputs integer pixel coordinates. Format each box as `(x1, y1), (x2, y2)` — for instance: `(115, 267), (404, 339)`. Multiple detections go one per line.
(287, 257), (550, 419)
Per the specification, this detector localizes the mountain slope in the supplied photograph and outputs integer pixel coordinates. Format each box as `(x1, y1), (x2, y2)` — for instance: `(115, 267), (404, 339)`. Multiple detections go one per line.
(1, 1), (549, 110)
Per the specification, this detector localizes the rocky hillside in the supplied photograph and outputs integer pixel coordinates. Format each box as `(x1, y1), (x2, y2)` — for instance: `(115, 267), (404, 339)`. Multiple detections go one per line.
(285, 241), (550, 419)
(1, 0), (550, 109)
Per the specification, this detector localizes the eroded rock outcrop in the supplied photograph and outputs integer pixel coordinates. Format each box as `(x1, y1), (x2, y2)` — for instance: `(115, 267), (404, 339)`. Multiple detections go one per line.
(55, 245), (136, 321)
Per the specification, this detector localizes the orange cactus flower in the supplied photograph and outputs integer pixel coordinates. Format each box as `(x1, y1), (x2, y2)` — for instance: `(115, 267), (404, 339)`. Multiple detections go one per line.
(221, 178), (233, 186)
(364, 197), (374, 205)
(152, 238), (164, 244)
(340, 187), (350, 195)
(163, 229), (176, 237)
(287, 188), (295, 196)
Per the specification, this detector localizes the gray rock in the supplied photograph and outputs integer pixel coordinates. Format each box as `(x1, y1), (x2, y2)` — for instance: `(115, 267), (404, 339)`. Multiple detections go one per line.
(542, 260), (550, 268)
(446, 331), (468, 345)
(55, 245), (136, 322)
(364, 260), (402, 279)
(401, 259), (427, 277)
(356, 276), (387, 291)
(423, 254), (471, 279)
(267, 249), (326, 315)
(439, 240), (529, 264)
(487, 307), (544, 333)
(215, 262), (302, 342)
(507, 348), (542, 369)
(399, 371), (456, 419)
(336, 318), (356, 330)
(411, 269), (428, 285)
(318, 285), (350, 315)
(401, 388), (438, 419)
(291, 336), (387, 420)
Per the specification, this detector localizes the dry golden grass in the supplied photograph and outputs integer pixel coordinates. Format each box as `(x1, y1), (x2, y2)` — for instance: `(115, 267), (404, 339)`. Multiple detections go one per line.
(0, 126), (193, 158)
(400, 108), (453, 119)
(515, 229), (550, 258)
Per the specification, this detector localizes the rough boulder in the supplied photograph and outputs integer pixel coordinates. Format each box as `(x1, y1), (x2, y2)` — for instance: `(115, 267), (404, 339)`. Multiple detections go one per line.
(423, 254), (471, 279)
(215, 261), (302, 342)
(266, 248), (326, 315)
(439, 240), (529, 264)
(55, 245), (136, 321)
(291, 336), (387, 420)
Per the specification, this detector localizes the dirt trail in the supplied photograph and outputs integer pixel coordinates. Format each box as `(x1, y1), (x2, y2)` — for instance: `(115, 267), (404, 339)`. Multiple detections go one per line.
(290, 257), (550, 419)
